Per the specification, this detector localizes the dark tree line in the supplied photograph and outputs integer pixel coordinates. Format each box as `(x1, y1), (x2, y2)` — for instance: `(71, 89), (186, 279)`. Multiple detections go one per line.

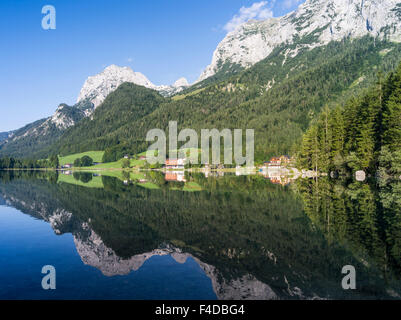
(73, 155), (93, 167)
(0, 155), (59, 169)
(299, 62), (401, 175)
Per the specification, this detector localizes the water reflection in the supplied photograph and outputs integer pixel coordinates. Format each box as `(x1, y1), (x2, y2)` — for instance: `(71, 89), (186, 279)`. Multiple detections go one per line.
(0, 170), (400, 299)
(297, 177), (401, 292)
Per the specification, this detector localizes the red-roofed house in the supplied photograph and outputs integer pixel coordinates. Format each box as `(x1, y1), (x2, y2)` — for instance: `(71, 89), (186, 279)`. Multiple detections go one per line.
(165, 158), (185, 169)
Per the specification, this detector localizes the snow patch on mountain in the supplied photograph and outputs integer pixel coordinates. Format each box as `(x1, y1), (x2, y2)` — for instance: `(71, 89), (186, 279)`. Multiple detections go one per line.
(198, 0), (401, 82)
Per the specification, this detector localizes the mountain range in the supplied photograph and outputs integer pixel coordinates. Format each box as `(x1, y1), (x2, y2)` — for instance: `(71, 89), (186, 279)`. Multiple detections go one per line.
(0, 65), (189, 158)
(1, 0), (401, 161)
(198, 0), (401, 82)
(77, 64), (190, 109)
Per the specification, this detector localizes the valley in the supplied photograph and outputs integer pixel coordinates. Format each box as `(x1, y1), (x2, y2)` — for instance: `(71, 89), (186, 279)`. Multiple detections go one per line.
(2, 0), (401, 167)
(2, 0), (401, 303)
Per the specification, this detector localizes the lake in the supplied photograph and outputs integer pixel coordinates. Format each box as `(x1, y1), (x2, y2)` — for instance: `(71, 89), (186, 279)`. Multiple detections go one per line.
(0, 170), (400, 300)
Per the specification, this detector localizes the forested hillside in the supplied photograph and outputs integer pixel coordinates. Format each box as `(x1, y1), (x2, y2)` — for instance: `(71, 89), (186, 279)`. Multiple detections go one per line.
(1, 37), (400, 162)
(44, 37), (401, 163)
(0, 100), (93, 159)
(299, 61), (401, 175)
(47, 84), (165, 161)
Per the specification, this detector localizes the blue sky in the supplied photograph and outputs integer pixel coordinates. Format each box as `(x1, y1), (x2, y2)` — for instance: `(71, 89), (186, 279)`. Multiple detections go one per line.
(0, 0), (304, 132)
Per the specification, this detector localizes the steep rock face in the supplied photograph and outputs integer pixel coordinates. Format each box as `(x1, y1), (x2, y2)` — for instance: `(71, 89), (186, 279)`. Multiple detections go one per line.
(198, 0), (401, 82)
(77, 65), (189, 108)
(7, 102), (93, 143)
(0, 101), (93, 158)
(47, 103), (88, 130)
(0, 132), (12, 143)
(77, 65), (155, 108)
(173, 77), (189, 87)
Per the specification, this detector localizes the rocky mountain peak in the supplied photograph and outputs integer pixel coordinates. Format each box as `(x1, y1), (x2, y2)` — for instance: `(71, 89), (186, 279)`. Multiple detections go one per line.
(173, 77), (189, 88)
(198, 0), (401, 82)
(77, 65), (190, 108)
(76, 65), (156, 109)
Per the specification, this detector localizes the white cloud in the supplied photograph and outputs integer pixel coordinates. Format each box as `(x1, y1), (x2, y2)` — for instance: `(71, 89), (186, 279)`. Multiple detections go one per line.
(127, 58), (133, 63)
(224, 1), (273, 33)
(283, 0), (303, 9)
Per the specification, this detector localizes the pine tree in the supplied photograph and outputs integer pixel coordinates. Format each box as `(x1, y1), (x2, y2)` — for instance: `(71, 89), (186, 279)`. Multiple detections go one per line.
(382, 66), (401, 151)
(328, 106), (345, 165)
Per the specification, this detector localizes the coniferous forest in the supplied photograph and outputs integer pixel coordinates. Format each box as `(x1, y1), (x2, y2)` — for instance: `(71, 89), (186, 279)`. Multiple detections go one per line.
(0, 38), (400, 171)
(299, 61), (401, 176)
(3, 0), (401, 303)
(1, 37), (401, 166)
(50, 37), (401, 164)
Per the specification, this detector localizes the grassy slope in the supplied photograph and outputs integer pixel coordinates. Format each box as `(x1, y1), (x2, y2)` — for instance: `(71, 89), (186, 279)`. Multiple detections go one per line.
(64, 149), (199, 169)
(59, 151), (104, 166)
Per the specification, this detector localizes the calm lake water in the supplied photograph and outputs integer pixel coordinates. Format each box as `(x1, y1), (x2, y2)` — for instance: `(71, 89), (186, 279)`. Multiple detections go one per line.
(0, 170), (400, 300)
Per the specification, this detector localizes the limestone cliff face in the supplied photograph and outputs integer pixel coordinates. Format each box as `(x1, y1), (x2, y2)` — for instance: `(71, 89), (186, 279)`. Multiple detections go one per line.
(198, 0), (401, 82)
(77, 65), (189, 108)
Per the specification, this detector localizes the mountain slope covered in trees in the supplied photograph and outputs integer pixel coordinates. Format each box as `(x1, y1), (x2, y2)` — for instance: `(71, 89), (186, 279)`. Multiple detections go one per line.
(48, 37), (401, 163)
(47, 84), (165, 160)
(299, 60), (401, 175)
(0, 100), (93, 159)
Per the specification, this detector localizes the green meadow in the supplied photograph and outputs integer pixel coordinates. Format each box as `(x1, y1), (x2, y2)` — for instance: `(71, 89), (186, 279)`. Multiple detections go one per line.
(59, 151), (104, 166)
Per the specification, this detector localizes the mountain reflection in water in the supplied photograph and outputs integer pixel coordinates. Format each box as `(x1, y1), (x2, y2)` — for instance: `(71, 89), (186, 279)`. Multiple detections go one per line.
(0, 170), (400, 300)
